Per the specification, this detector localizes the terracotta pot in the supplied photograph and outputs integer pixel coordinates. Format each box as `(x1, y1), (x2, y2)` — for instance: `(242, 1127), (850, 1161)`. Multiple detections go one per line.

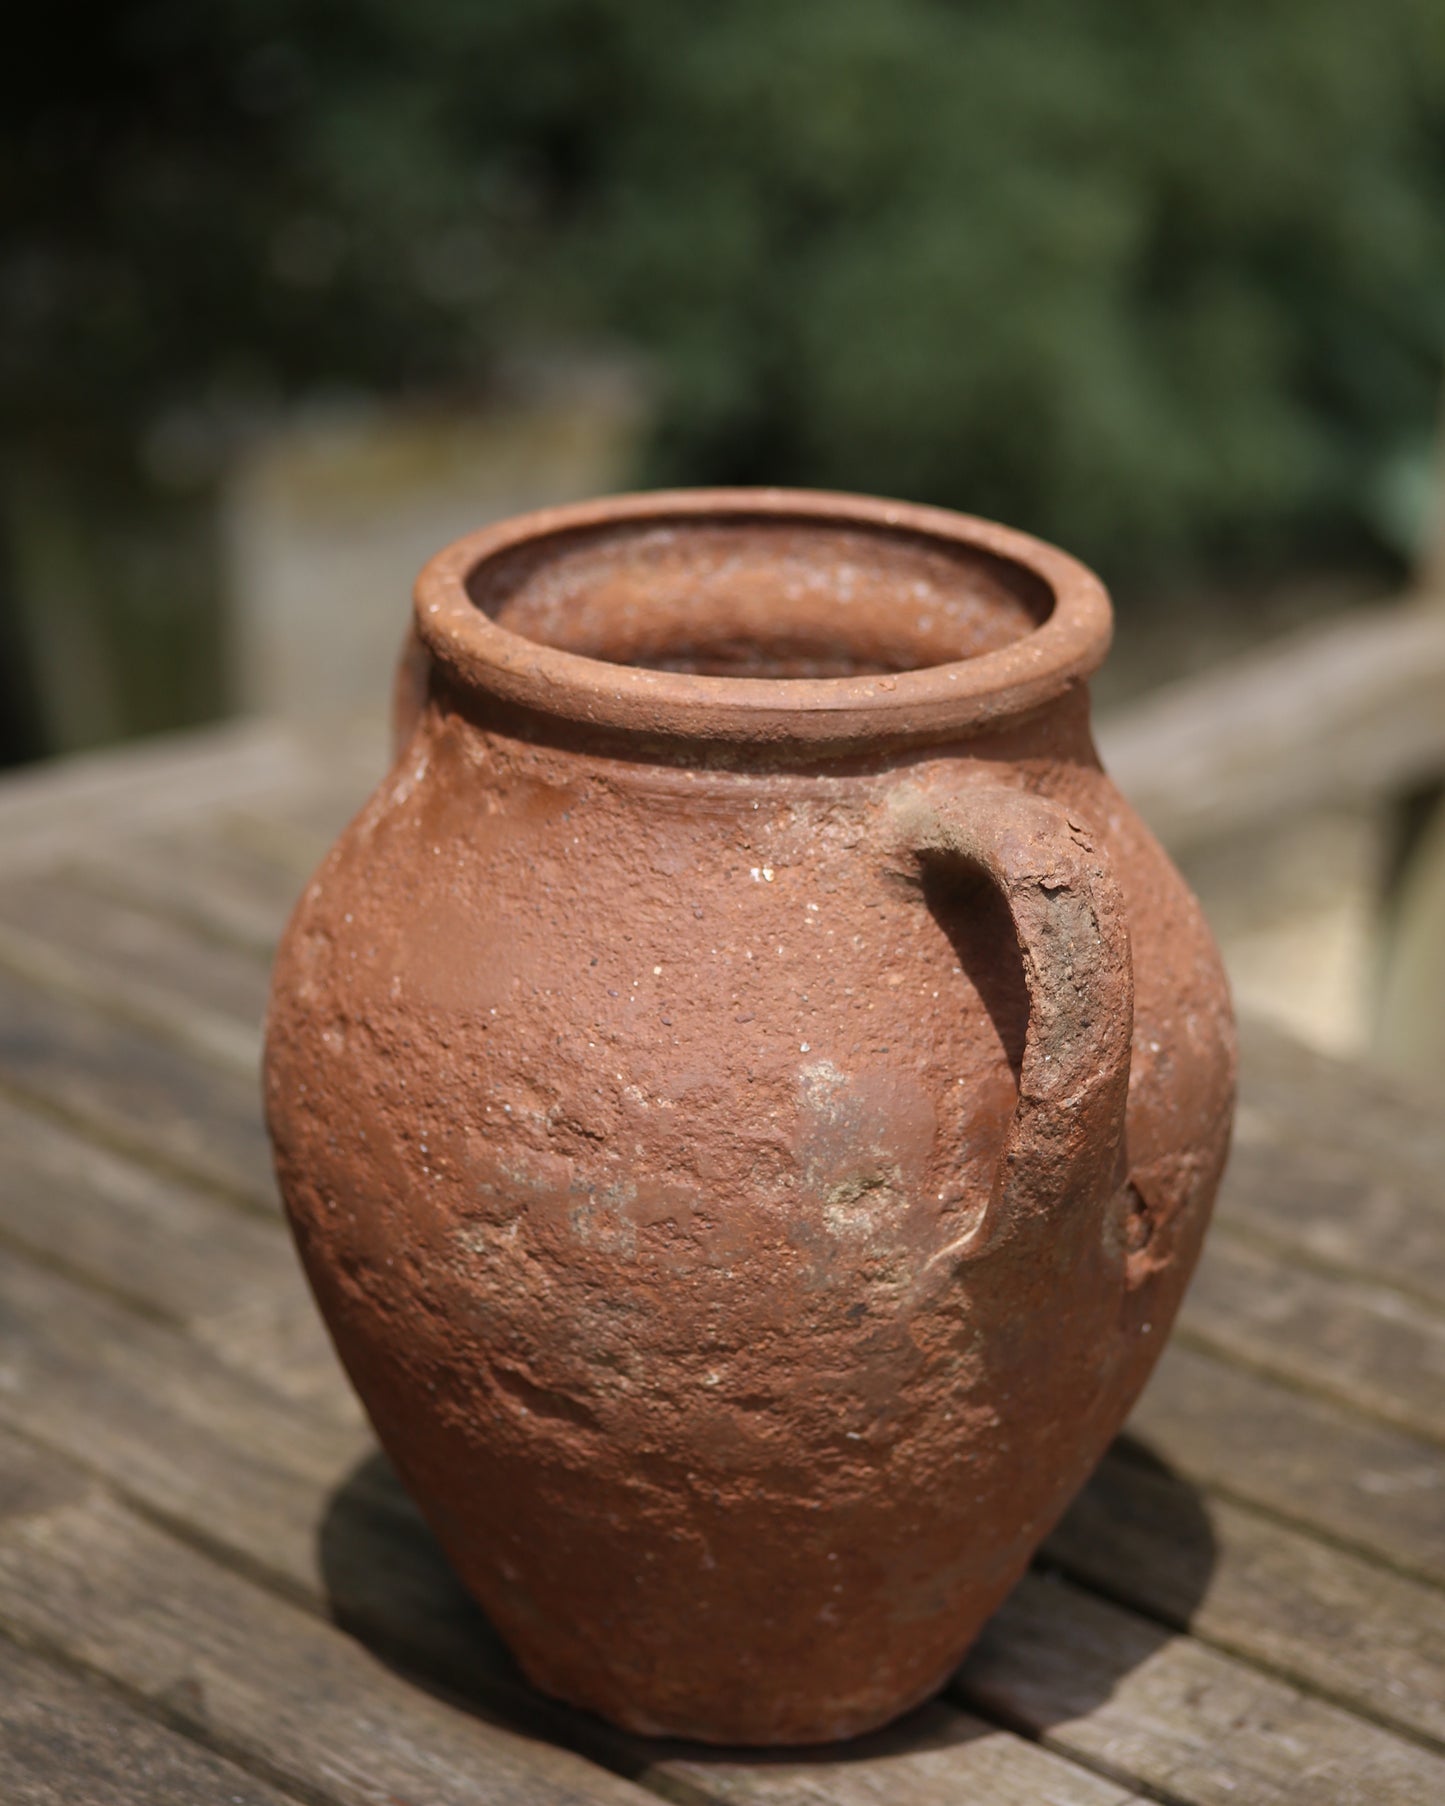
(264, 489), (1235, 1745)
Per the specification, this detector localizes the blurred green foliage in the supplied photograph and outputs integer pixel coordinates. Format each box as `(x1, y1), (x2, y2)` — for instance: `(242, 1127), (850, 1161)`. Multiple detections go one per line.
(6, 0), (1445, 596)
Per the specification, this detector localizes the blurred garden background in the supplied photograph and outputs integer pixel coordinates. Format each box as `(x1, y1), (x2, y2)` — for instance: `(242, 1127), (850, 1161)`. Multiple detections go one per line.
(4, 0), (1445, 1075)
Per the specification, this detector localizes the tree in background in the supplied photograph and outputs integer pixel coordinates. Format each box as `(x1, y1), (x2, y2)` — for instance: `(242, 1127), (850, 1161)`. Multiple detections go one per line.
(4, 0), (1444, 751)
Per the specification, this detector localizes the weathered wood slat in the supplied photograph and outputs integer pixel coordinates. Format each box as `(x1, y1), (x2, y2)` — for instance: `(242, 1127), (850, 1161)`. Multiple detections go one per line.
(0, 878), (266, 1073)
(0, 1091), (348, 1415)
(1129, 1345), (1445, 1588)
(0, 1435), (657, 1806)
(1215, 1136), (1445, 1316)
(954, 1571), (1445, 1806)
(0, 1243), (966, 1730)
(1046, 1451), (1445, 1749)
(61, 829), (304, 958)
(0, 873), (270, 1027)
(0, 720), (311, 877)
(0, 1253), (375, 1595)
(1180, 1232), (1445, 1445)
(1215, 1034), (1445, 1315)
(193, 1284), (356, 1423)
(1202, 1025), (1445, 1332)
(236, 771), (374, 853)
(640, 1705), (1143, 1805)
(6, 731), (1445, 1803)
(1098, 601), (1445, 854)
(220, 788), (365, 879)
(0, 712), (382, 870)
(0, 1635), (302, 1806)
(1237, 1020), (1445, 1201)
(0, 965), (274, 1208)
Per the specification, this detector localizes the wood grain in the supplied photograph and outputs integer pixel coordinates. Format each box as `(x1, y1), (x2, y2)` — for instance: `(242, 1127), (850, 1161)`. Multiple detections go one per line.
(0, 1252), (374, 1593)
(0, 1090), (348, 1414)
(59, 829), (306, 958)
(1180, 1231), (1445, 1445)
(1129, 1344), (1445, 1587)
(1217, 1025), (1445, 1311)
(1214, 1135), (1445, 1316)
(0, 720), (309, 877)
(0, 965), (273, 1208)
(0, 1636), (302, 1806)
(0, 875), (268, 1073)
(1049, 1448), (1445, 1748)
(0, 1425), (1128, 1806)
(640, 1704), (1142, 1805)
(0, 1453), (656, 1806)
(954, 1571), (1445, 1805)
(221, 781), (372, 874)
(1237, 1020), (1445, 1194)
(1099, 601), (1445, 854)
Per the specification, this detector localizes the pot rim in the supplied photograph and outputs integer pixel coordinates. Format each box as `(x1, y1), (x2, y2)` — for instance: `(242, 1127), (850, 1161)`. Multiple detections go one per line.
(412, 487), (1112, 748)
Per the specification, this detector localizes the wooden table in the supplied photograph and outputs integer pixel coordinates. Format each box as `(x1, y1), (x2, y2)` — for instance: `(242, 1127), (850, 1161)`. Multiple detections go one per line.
(2, 720), (1444, 1806)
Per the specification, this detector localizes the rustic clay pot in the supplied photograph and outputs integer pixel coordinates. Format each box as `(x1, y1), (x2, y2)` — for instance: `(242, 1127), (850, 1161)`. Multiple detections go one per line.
(264, 489), (1235, 1745)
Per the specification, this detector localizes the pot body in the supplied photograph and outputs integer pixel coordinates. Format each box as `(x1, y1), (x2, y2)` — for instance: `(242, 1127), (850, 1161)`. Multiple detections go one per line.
(264, 495), (1234, 1744)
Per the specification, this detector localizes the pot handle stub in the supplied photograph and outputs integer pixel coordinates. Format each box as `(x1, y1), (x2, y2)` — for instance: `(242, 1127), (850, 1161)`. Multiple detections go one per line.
(892, 785), (1134, 1267)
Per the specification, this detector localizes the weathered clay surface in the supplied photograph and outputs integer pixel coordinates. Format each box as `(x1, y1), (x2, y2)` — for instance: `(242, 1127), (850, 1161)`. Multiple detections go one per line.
(264, 490), (1235, 1745)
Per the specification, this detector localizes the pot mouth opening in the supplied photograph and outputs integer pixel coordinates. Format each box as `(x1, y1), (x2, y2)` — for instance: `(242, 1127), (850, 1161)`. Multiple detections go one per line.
(414, 489), (1112, 749)
(468, 512), (1052, 678)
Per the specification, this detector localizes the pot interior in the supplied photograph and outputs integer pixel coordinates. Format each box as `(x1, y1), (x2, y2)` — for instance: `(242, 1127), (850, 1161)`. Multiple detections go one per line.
(465, 516), (1053, 679)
